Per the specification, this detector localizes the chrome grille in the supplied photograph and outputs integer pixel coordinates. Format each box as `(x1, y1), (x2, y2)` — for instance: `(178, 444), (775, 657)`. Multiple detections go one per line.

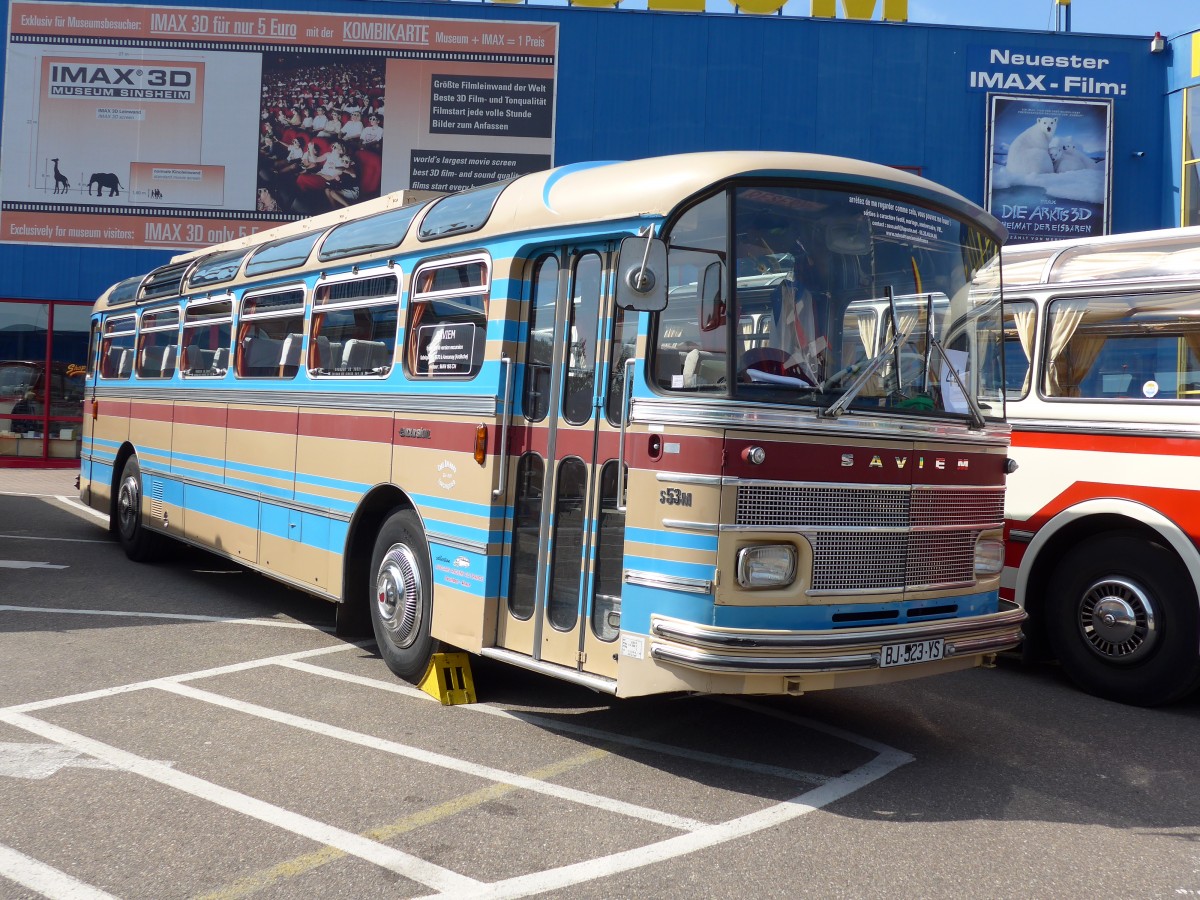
(735, 484), (908, 529)
(735, 483), (1004, 593)
(809, 533), (908, 591)
(911, 487), (1005, 528)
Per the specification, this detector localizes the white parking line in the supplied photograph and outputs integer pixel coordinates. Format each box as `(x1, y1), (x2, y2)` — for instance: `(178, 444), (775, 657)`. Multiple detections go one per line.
(53, 496), (110, 522)
(279, 659), (830, 785)
(3, 632), (914, 898)
(0, 710), (481, 895)
(2, 642), (359, 715)
(0, 533), (109, 543)
(0, 606), (333, 632)
(157, 681), (708, 833)
(0, 842), (121, 900)
(419, 744), (911, 900)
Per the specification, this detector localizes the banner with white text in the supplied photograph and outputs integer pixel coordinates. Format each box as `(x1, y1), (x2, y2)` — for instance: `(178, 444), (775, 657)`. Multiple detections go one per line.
(983, 93), (1112, 245)
(2, 2), (557, 249)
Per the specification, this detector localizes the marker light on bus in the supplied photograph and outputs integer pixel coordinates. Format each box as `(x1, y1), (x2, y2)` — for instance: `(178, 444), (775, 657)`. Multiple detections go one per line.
(736, 544), (797, 589)
(474, 424), (487, 466)
(974, 538), (1005, 576)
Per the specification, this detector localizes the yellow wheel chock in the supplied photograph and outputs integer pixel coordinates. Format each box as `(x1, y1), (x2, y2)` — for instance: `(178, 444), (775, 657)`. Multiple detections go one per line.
(418, 652), (477, 705)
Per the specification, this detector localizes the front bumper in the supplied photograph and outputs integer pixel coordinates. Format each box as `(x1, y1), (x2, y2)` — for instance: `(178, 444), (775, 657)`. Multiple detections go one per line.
(649, 600), (1026, 675)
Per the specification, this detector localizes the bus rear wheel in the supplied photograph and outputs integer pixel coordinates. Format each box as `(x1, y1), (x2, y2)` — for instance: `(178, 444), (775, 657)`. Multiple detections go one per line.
(369, 510), (439, 683)
(1046, 531), (1200, 706)
(115, 456), (166, 562)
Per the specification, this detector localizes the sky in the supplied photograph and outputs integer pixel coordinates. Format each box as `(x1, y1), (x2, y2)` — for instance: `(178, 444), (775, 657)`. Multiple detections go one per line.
(906, 0), (1198, 39)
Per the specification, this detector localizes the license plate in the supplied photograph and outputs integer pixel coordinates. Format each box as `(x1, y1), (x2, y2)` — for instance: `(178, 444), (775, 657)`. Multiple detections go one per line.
(880, 638), (944, 668)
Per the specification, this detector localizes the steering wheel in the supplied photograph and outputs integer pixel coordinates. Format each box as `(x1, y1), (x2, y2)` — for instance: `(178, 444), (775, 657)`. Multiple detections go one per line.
(737, 347), (814, 385)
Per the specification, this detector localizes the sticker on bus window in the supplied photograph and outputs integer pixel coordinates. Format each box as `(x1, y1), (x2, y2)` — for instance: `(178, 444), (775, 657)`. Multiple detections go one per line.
(1142, 380), (1159, 398)
(417, 323), (476, 376)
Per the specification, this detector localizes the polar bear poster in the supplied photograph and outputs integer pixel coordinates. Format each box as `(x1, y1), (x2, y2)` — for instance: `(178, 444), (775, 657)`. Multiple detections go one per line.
(1054, 137), (1096, 172)
(1005, 116), (1058, 176)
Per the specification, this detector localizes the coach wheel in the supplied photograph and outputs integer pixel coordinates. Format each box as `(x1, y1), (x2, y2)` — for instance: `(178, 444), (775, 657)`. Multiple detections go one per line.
(115, 455), (165, 562)
(1046, 531), (1200, 706)
(369, 509), (439, 683)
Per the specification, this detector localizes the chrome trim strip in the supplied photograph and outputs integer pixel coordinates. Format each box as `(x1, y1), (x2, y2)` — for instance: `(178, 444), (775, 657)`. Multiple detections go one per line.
(655, 473), (723, 486)
(724, 477), (910, 491)
(140, 464), (353, 521)
(92, 384), (498, 416)
(647, 604), (1025, 676)
(1008, 530), (1035, 543)
(662, 519), (719, 532)
(720, 523), (1001, 535)
(806, 579), (977, 597)
(946, 631), (1024, 656)
(631, 397), (1010, 445)
(479, 647), (617, 694)
(1010, 418), (1200, 439)
(650, 600), (1026, 650)
(426, 531), (488, 555)
(651, 644), (877, 673)
(625, 570), (713, 594)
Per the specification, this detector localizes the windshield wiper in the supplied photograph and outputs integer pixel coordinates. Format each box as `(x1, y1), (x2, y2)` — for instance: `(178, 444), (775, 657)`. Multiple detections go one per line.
(819, 286), (909, 419)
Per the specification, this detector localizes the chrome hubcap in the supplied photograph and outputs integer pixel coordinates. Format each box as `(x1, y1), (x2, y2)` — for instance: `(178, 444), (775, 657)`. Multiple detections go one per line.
(375, 544), (422, 648)
(1078, 576), (1157, 663)
(117, 475), (140, 535)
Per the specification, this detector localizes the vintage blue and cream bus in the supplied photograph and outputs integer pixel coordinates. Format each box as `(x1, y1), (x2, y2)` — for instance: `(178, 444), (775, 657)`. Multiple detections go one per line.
(81, 151), (1024, 697)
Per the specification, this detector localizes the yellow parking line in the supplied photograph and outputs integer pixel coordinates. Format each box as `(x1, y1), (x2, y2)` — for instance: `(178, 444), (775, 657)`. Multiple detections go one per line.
(194, 746), (611, 899)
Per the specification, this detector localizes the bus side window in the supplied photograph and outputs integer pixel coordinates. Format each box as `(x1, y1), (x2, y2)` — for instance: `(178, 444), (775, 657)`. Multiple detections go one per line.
(99, 315), (136, 380)
(406, 256), (489, 379)
(236, 288), (305, 379)
(310, 273), (400, 378)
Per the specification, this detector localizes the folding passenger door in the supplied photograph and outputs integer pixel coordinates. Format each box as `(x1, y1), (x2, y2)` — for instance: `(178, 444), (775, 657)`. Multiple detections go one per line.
(498, 244), (632, 681)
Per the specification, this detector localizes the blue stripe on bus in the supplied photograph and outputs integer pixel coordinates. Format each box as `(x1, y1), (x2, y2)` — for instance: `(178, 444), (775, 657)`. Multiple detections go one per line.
(619, 587), (1001, 635)
(625, 527), (718, 553)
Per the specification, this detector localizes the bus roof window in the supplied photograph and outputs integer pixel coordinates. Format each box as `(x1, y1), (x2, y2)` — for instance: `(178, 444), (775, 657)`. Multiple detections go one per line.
(418, 181), (509, 240)
(319, 202), (425, 262)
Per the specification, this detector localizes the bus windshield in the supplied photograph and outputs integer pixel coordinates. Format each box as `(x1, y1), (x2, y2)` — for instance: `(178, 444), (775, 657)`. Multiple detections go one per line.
(656, 184), (1004, 420)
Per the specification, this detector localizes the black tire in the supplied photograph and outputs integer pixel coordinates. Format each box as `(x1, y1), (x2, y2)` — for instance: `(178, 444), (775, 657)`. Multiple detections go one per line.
(1046, 530), (1200, 706)
(369, 509), (439, 682)
(114, 456), (166, 562)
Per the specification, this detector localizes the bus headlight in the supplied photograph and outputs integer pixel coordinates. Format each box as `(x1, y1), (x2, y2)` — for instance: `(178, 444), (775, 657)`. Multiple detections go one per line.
(736, 544), (797, 589)
(974, 538), (1005, 576)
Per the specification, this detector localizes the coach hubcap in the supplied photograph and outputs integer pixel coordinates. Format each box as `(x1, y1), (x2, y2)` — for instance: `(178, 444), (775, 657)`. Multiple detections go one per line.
(376, 544), (422, 648)
(118, 475), (140, 537)
(1078, 576), (1157, 663)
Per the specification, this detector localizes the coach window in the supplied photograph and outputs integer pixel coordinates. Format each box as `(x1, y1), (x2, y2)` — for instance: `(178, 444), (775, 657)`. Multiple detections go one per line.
(236, 289), (306, 379)
(310, 273), (399, 376)
(1001, 300), (1036, 399)
(181, 298), (232, 377)
(99, 315), (136, 379)
(406, 256), (489, 378)
(246, 230), (323, 278)
(562, 253), (603, 425)
(524, 254), (558, 422)
(1043, 292), (1200, 400)
(136, 307), (180, 379)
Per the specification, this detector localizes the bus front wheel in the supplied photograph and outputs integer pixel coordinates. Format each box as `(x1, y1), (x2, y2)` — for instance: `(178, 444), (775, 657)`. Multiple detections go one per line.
(1046, 531), (1200, 706)
(369, 510), (439, 683)
(115, 456), (166, 562)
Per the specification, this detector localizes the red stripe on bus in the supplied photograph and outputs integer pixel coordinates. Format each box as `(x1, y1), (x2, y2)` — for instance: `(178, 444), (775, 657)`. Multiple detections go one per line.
(227, 407), (298, 435)
(303, 412), (395, 443)
(1008, 481), (1200, 543)
(173, 405), (227, 428)
(128, 401), (172, 423)
(1012, 428), (1200, 456)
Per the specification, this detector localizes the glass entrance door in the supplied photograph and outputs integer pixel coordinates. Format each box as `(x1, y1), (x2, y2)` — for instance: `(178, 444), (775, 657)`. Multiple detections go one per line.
(499, 246), (632, 679)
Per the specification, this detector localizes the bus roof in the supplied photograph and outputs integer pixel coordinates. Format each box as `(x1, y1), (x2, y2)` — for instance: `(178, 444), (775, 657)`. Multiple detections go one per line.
(993, 225), (1200, 289)
(99, 151), (1002, 311)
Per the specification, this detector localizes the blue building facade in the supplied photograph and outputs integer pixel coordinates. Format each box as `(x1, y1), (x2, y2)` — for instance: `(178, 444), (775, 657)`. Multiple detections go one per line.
(0, 0), (1195, 463)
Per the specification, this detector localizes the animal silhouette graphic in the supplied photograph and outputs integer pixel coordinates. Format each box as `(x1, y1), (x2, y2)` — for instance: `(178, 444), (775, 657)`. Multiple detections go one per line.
(88, 172), (123, 197)
(51, 158), (70, 194)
